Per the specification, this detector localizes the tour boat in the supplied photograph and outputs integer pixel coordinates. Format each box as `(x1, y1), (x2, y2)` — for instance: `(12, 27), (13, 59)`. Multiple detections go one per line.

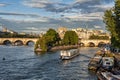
(60, 49), (80, 60)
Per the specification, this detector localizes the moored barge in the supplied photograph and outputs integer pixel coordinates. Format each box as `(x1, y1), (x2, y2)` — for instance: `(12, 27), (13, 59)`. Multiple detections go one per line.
(88, 55), (102, 71)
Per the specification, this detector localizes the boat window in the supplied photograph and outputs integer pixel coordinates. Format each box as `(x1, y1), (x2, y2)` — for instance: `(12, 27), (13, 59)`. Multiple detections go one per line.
(105, 59), (109, 61)
(106, 62), (110, 65)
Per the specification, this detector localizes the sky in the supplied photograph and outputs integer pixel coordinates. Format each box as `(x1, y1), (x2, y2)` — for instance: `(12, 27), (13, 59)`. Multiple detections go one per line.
(0, 0), (114, 33)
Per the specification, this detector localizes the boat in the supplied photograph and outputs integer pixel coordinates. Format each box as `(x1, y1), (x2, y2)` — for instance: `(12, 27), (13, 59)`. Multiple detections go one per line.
(101, 57), (114, 70)
(88, 55), (102, 71)
(97, 71), (120, 80)
(60, 49), (80, 60)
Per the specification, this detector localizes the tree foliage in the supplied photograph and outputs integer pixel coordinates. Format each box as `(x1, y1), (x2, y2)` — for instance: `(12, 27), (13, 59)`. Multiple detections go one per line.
(0, 32), (39, 38)
(103, 0), (120, 48)
(44, 28), (61, 46)
(62, 31), (78, 45)
(89, 34), (109, 40)
(35, 28), (61, 51)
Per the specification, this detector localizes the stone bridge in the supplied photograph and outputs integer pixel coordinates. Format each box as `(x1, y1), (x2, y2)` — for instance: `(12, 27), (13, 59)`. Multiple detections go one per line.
(0, 38), (38, 45)
(0, 38), (110, 47)
(80, 39), (110, 47)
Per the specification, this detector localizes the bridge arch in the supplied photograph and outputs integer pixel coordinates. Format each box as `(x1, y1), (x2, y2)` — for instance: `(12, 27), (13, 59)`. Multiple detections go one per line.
(88, 42), (95, 47)
(79, 42), (85, 47)
(26, 40), (35, 46)
(3, 40), (12, 45)
(14, 40), (23, 46)
(98, 42), (106, 47)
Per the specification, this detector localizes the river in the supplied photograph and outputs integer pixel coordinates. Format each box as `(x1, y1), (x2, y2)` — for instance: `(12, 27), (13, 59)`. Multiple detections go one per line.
(0, 46), (99, 80)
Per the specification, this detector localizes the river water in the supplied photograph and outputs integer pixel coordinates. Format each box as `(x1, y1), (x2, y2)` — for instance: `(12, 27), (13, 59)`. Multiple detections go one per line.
(0, 46), (99, 80)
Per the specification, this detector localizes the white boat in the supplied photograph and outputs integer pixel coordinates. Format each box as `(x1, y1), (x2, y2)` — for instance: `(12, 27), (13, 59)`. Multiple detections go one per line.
(60, 49), (80, 60)
(102, 57), (114, 70)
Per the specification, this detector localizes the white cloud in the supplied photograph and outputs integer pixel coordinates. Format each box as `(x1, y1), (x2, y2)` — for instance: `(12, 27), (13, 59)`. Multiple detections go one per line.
(0, 12), (50, 22)
(23, 0), (52, 8)
(9, 17), (49, 23)
(75, 0), (91, 3)
(0, 3), (7, 7)
(63, 12), (103, 22)
(0, 12), (40, 17)
(89, 4), (113, 10)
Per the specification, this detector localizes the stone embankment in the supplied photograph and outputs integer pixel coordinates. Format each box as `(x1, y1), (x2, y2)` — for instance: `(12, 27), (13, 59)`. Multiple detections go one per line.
(49, 45), (79, 51)
(35, 45), (79, 52)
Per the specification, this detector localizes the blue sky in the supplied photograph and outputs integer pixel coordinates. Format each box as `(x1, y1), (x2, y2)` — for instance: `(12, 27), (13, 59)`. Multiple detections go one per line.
(0, 0), (114, 33)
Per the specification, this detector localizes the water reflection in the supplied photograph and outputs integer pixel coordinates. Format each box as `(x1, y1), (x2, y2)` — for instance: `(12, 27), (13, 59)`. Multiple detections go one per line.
(27, 41), (34, 47)
(62, 60), (72, 65)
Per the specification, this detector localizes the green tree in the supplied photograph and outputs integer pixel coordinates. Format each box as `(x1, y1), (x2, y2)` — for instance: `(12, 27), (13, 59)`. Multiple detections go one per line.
(39, 36), (47, 51)
(89, 34), (109, 40)
(34, 38), (40, 50)
(45, 28), (61, 46)
(62, 31), (78, 45)
(34, 28), (61, 51)
(103, 0), (120, 48)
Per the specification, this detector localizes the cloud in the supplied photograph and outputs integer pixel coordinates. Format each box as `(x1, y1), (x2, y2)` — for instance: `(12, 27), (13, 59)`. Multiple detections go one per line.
(62, 12), (104, 22)
(0, 15), (50, 23)
(0, 0), (114, 32)
(23, 0), (69, 13)
(89, 3), (114, 10)
(0, 15), (106, 33)
(75, 0), (91, 3)
(0, 12), (40, 17)
(22, 0), (114, 14)
(0, 3), (9, 7)
(0, 12), (51, 22)
(23, 0), (50, 8)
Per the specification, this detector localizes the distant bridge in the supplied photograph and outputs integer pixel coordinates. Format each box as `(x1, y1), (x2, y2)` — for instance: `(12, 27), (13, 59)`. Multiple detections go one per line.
(0, 38), (38, 46)
(0, 38), (110, 47)
(80, 39), (110, 47)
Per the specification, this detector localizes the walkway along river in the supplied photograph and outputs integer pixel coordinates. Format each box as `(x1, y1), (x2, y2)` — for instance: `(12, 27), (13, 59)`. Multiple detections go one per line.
(0, 46), (99, 80)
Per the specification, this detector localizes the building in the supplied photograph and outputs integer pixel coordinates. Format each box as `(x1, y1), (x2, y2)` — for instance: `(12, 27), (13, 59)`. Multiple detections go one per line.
(57, 27), (67, 39)
(2, 27), (7, 32)
(71, 28), (110, 40)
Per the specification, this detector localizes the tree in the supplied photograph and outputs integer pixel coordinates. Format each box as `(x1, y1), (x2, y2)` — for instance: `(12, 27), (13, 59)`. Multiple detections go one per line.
(103, 0), (120, 48)
(62, 31), (78, 45)
(34, 38), (41, 50)
(89, 34), (109, 40)
(34, 28), (61, 51)
(44, 28), (61, 46)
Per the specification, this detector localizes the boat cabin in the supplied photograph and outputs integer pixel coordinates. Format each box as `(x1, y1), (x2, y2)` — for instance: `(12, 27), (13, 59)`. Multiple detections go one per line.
(102, 57), (114, 70)
(60, 49), (79, 60)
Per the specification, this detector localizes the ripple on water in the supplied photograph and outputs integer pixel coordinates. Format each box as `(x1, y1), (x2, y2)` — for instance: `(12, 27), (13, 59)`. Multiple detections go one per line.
(0, 47), (98, 80)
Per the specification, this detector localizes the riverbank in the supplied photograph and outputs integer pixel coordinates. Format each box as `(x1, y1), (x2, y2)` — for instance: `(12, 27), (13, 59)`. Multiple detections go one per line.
(35, 45), (79, 52)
